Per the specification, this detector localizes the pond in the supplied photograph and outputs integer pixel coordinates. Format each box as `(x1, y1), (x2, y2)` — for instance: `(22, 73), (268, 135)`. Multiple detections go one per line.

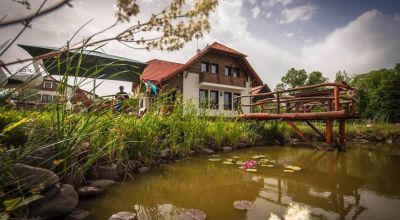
(79, 143), (400, 219)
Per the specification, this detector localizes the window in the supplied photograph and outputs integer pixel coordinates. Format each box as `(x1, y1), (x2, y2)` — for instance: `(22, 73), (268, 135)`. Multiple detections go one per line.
(43, 81), (53, 89)
(201, 62), (208, 72)
(233, 68), (240, 78)
(210, 90), (219, 109)
(233, 93), (241, 110)
(41, 94), (53, 102)
(224, 92), (232, 110)
(199, 89), (209, 108)
(224, 66), (232, 76)
(211, 64), (218, 74)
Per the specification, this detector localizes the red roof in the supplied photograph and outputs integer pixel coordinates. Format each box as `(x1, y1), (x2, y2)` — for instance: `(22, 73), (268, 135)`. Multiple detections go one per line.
(141, 59), (184, 84)
(140, 42), (262, 86)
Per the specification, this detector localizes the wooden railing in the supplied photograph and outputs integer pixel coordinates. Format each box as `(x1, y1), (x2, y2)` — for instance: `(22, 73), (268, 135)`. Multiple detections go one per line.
(199, 72), (246, 87)
(235, 82), (358, 118)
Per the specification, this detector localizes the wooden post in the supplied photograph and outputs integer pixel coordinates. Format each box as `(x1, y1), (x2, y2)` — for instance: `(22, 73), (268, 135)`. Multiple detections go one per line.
(276, 92), (280, 114)
(334, 86), (340, 111)
(326, 119), (333, 147)
(338, 119), (346, 151)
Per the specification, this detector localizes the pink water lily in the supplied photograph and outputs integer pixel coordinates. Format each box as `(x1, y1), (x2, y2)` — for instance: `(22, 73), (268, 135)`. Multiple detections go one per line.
(243, 160), (258, 170)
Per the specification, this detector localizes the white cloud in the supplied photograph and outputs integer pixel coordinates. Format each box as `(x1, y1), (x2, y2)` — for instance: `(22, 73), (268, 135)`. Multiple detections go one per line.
(251, 6), (261, 19)
(281, 4), (318, 24)
(262, 0), (293, 8)
(300, 9), (400, 79)
(284, 31), (294, 38)
(265, 12), (273, 18)
(248, 0), (257, 5)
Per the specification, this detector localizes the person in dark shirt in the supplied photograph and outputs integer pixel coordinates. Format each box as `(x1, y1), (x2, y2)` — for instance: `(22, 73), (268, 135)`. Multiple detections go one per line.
(114, 85), (129, 111)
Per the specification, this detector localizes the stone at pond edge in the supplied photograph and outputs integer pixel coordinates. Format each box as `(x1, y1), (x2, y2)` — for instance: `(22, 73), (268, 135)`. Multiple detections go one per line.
(88, 179), (117, 190)
(139, 166), (151, 174)
(95, 164), (120, 181)
(77, 186), (104, 197)
(160, 148), (171, 159)
(233, 200), (255, 210)
(67, 209), (90, 219)
(179, 209), (207, 220)
(109, 211), (136, 220)
(221, 146), (233, 152)
(29, 184), (78, 218)
(10, 163), (60, 192)
(202, 148), (214, 154)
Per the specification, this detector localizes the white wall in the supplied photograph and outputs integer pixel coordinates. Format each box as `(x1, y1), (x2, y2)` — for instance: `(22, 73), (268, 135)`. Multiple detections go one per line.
(182, 72), (200, 109)
(182, 71), (253, 116)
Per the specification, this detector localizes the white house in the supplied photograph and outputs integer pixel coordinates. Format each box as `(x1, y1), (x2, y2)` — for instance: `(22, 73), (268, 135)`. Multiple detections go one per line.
(136, 42), (270, 115)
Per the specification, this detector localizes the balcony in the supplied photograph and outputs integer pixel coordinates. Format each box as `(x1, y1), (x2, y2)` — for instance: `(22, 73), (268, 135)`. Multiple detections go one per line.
(199, 72), (246, 88)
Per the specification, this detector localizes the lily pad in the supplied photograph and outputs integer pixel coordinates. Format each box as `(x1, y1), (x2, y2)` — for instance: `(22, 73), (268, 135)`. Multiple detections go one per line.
(233, 156), (241, 159)
(233, 200), (255, 210)
(266, 164), (274, 168)
(208, 158), (221, 162)
(283, 169), (295, 173)
(211, 155), (220, 157)
(290, 166), (302, 171)
(246, 168), (258, 172)
(179, 209), (207, 220)
(223, 161), (235, 165)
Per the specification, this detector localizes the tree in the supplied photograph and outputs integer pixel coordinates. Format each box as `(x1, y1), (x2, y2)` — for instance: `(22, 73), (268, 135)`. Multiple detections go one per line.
(306, 71), (327, 85)
(280, 68), (308, 88)
(275, 82), (287, 91)
(334, 70), (352, 84)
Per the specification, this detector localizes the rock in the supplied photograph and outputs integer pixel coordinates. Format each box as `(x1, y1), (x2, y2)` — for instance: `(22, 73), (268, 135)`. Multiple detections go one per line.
(65, 167), (84, 188)
(109, 211), (136, 220)
(116, 163), (129, 178)
(85, 167), (99, 180)
(221, 146), (232, 152)
(202, 148), (214, 154)
(29, 184), (78, 218)
(11, 163), (60, 192)
(189, 150), (196, 156)
(375, 135), (384, 142)
(130, 160), (143, 169)
(179, 209), (207, 220)
(138, 167), (151, 174)
(88, 179), (117, 190)
(77, 186), (104, 197)
(96, 164), (120, 181)
(160, 148), (171, 159)
(67, 209), (90, 219)
(159, 163), (168, 169)
(237, 143), (248, 148)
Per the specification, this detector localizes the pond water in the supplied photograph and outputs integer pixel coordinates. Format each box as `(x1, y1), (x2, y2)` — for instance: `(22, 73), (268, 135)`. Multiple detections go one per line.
(79, 143), (400, 220)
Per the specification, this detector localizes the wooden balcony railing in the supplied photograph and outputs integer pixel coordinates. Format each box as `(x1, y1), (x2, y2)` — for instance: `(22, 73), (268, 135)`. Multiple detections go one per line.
(199, 72), (246, 87)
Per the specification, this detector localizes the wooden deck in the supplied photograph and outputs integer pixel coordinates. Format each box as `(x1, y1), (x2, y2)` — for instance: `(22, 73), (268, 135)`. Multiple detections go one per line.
(235, 82), (360, 151)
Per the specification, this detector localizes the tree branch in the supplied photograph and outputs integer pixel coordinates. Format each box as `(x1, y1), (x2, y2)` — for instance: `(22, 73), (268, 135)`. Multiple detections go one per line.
(0, 0), (72, 28)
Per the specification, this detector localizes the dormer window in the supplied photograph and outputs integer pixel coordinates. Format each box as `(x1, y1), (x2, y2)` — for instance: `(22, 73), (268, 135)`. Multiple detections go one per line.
(224, 66), (232, 76)
(43, 81), (53, 89)
(201, 62), (208, 73)
(233, 68), (240, 77)
(211, 63), (218, 74)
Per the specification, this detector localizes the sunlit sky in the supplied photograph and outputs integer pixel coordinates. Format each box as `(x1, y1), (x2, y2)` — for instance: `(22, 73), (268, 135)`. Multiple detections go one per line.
(1, 0), (400, 96)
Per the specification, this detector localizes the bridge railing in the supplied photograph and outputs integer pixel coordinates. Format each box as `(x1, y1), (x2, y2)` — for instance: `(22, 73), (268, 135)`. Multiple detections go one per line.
(235, 82), (357, 116)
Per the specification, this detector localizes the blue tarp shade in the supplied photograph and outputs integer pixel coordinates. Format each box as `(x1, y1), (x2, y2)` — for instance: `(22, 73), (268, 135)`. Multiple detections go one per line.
(18, 44), (147, 82)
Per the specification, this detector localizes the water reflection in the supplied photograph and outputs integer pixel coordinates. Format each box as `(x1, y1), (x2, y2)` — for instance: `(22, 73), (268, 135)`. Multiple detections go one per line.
(79, 143), (400, 220)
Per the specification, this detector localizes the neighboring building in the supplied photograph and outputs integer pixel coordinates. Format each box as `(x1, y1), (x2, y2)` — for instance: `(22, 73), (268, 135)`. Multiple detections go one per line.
(138, 42), (270, 115)
(14, 75), (97, 105)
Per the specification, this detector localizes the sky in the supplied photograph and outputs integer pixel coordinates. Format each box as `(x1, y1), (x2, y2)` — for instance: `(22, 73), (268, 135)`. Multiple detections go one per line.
(1, 0), (400, 96)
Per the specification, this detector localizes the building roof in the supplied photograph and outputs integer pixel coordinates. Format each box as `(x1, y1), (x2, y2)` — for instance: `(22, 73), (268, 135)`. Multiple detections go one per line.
(18, 44), (147, 82)
(141, 42), (263, 86)
(141, 59), (184, 84)
(42, 75), (97, 97)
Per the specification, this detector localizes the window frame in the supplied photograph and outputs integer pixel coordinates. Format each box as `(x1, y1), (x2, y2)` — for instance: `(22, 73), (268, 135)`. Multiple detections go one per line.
(224, 92), (232, 110)
(199, 89), (209, 109)
(201, 62), (209, 73)
(41, 94), (53, 102)
(211, 63), (219, 74)
(224, 66), (232, 77)
(209, 90), (219, 110)
(233, 68), (240, 78)
(43, 81), (53, 89)
(233, 93), (241, 110)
